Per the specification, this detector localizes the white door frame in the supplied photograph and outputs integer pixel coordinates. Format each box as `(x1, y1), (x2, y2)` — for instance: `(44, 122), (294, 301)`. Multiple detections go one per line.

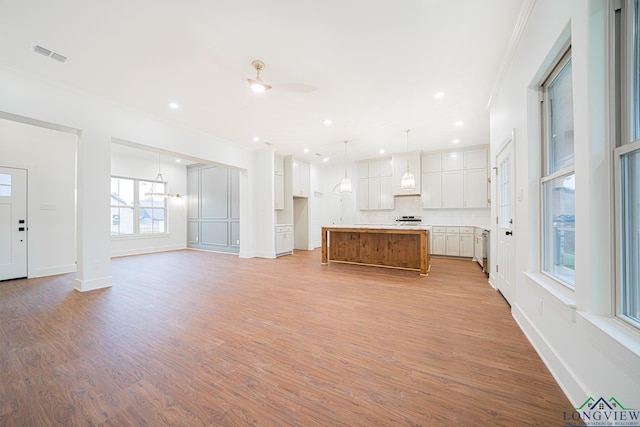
(495, 131), (516, 306)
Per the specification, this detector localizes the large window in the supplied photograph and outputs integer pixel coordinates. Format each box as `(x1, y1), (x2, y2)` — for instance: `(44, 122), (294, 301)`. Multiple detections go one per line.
(615, 0), (640, 327)
(541, 48), (575, 287)
(110, 176), (167, 236)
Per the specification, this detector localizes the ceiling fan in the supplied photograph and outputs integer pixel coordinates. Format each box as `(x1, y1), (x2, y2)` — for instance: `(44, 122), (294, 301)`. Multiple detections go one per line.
(247, 59), (317, 94)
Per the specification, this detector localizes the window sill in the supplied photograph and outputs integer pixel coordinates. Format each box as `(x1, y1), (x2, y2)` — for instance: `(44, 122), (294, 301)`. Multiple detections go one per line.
(579, 312), (640, 358)
(523, 271), (576, 308)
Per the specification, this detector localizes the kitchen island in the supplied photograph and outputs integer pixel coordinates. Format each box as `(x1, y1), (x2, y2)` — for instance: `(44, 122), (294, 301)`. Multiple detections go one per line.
(321, 225), (430, 276)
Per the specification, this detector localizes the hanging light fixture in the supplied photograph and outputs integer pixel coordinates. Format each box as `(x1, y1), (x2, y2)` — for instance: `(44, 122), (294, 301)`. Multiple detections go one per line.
(145, 153), (170, 198)
(340, 140), (352, 193)
(400, 129), (416, 190)
(247, 60), (272, 93)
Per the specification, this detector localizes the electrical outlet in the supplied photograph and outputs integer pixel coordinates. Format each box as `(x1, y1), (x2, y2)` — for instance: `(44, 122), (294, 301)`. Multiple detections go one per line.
(538, 298), (544, 315)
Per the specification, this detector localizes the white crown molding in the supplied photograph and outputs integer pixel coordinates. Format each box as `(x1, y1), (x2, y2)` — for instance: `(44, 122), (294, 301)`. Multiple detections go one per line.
(486, 0), (537, 110)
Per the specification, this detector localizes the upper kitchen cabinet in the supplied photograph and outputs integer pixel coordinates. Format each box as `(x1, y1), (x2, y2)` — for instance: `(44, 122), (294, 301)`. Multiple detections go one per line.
(274, 155), (284, 210)
(421, 146), (489, 209)
(462, 148), (489, 208)
(288, 156), (310, 198)
(392, 151), (421, 196)
(357, 157), (394, 210)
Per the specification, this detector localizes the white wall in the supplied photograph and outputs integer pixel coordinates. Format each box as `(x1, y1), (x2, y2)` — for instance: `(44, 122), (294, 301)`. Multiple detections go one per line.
(109, 144), (188, 257)
(0, 118), (77, 278)
(489, 0), (639, 405)
(0, 66), (264, 291)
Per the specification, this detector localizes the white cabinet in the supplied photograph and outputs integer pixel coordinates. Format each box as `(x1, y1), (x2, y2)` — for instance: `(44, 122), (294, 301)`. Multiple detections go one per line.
(357, 158), (394, 210)
(274, 155), (284, 175)
(442, 152), (463, 171)
(275, 225), (293, 256)
(474, 227), (484, 264)
(464, 168), (488, 208)
(392, 151), (421, 196)
(292, 158), (309, 198)
(421, 172), (442, 209)
(274, 174), (284, 210)
(431, 226), (473, 257)
(274, 155), (284, 210)
(463, 148), (488, 208)
(421, 146), (488, 210)
(442, 171), (463, 208)
(431, 227), (446, 255)
(444, 226), (460, 256)
(463, 148), (487, 169)
(459, 227), (475, 258)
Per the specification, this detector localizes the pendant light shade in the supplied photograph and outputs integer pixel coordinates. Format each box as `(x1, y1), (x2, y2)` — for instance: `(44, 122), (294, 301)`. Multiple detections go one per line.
(400, 129), (416, 190)
(340, 140), (352, 193)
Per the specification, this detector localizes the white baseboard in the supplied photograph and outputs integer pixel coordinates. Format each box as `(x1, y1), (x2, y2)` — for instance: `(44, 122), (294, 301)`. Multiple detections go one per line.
(111, 244), (185, 258)
(74, 275), (112, 292)
(512, 303), (585, 406)
(32, 264), (77, 278)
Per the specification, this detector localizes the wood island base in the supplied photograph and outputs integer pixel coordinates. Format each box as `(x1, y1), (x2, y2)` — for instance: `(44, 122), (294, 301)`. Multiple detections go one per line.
(321, 226), (430, 276)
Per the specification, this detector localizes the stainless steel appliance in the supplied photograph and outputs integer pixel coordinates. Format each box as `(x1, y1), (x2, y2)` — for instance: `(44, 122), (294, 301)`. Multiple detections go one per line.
(395, 215), (422, 225)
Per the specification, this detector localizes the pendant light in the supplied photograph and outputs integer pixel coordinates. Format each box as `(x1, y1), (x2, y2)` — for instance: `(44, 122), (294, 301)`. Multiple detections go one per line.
(145, 153), (170, 198)
(340, 140), (353, 193)
(400, 129), (416, 190)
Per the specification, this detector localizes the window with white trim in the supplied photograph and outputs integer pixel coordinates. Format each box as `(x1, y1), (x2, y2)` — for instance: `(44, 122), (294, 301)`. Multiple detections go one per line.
(110, 176), (167, 236)
(541, 47), (575, 288)
(615, 0), (640, 327)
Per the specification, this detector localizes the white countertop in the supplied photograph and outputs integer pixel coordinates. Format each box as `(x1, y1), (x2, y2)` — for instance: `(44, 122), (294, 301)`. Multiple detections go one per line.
(324, 224), (431, 230)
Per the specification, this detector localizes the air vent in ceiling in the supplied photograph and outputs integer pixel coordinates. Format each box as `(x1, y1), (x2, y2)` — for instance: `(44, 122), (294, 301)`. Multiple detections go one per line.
(263, 141), (272, 146)
(32, 43), (68, 63)
(315, 153), (323, 157)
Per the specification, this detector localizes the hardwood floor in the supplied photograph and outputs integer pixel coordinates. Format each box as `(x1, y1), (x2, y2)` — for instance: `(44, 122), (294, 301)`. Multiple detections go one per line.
(1, 249), (571, 426)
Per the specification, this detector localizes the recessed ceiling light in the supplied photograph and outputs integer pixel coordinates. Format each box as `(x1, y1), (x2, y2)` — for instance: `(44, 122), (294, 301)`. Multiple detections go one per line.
(323, 157), (330, 162)
(452, 139), (460, 144)
(323, 119), (332, 126)
(379, 149), (386, 154)
(169, 102), (180, 109)
(434, 91), (445, 99)
(252, 137), (260, 142)
(176, 159), (182, 163)
(304, 148), (310, 153)
(455, 120), (464, 127)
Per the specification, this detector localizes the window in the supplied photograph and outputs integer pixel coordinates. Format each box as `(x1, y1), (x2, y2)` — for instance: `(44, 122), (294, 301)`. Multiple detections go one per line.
(541, 48), (575, 287)
(615, 0), (640, 327)
(0, 173), (11, 197)
(110, 176), (167, 236)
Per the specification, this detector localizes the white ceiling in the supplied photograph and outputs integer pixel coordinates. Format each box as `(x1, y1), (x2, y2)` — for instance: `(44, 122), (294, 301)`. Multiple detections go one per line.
(0, 0), (524, 163)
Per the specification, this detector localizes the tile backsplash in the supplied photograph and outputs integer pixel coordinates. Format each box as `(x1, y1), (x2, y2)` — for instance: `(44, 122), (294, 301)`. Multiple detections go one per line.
(357, 195), (491, 227)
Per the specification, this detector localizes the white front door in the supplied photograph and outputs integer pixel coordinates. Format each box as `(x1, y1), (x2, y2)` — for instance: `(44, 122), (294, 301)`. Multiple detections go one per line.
(0, 167), (27, 281)
(496, 139), (515, 305)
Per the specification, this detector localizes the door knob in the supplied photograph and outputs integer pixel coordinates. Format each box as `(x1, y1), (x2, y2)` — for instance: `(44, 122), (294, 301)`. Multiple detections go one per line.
(505, 230), (513, 236)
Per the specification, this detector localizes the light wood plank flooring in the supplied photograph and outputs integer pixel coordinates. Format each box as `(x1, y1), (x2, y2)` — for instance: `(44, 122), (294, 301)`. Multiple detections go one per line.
(1, 249), (571, 426)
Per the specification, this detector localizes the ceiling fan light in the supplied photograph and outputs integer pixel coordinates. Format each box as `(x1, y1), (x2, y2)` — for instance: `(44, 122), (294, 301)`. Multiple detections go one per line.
(340, 177), (353, 193)
(248, 78), (271, 93)
(401, 171), (416, 190)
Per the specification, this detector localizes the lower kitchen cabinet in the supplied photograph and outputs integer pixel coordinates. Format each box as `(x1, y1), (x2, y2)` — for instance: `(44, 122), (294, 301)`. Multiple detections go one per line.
(430, 226), (474, 258)
(459, 227), (475, 258)
(275, 224), (292, 256)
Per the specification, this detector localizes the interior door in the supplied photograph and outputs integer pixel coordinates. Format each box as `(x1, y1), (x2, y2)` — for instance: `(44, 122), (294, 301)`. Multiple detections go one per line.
(0, 167), (27, 281)
(496, 138), (515, 305)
